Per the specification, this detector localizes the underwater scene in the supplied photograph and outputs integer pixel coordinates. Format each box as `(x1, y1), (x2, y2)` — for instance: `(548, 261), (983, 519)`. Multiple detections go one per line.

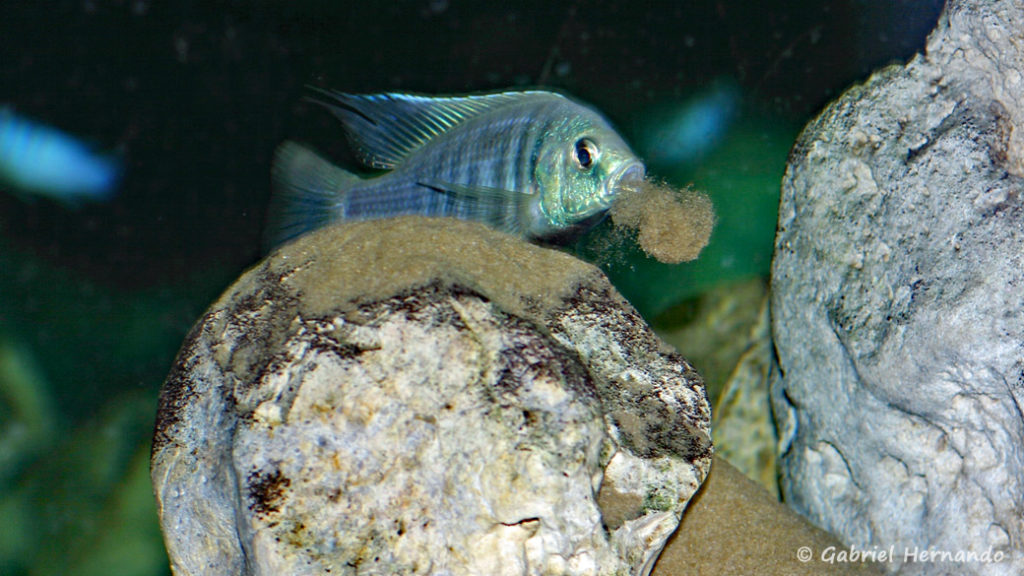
(1, 1), (957, 574)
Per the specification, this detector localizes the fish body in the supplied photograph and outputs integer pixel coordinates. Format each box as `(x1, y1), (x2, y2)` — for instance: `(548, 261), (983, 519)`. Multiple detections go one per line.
(267, 90), (645, 248)
(0, 108), (120, 203)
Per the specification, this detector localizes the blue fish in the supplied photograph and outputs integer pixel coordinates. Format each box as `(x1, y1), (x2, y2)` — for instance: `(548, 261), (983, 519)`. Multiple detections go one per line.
(266, 89), (645, 248)
(0, 109), (120, 203)
(641, 81), (740, 167)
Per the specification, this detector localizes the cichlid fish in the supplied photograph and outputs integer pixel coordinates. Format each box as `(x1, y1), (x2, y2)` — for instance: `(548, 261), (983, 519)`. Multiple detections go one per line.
(640, 80), (740, 168)
(266, 89), (645, 249)
(0, 108), (120, 203)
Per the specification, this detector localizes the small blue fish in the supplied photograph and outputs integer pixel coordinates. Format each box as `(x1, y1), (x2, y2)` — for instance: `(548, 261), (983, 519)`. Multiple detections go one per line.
(641, 81), (740, 167)
(0, 109), (120, 203)
(266, 89), (645, 248)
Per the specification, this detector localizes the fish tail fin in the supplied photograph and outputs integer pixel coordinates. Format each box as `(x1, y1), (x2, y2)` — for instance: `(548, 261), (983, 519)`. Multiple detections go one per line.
(264, 141), (359, 252)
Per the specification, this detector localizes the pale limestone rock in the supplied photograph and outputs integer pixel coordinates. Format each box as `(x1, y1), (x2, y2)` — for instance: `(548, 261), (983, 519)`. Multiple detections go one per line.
(772, 1), (1024, 573)
(152, 217), (711, 576)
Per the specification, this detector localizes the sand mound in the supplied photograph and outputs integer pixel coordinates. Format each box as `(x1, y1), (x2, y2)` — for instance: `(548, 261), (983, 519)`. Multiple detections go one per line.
(610, 180), (715, 264)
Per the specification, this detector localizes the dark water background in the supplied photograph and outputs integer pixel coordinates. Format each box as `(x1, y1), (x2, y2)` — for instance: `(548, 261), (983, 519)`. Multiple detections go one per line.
(0, 1), (943, 574)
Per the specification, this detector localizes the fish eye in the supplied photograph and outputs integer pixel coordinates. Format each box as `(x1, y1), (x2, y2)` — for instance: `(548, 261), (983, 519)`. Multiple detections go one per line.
(572, 138), (598, 170)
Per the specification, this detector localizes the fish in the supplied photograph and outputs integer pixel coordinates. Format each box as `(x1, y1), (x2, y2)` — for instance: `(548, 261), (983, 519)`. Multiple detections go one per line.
(0, 108), (120, 203)
(266, 89), (645, 249)
(639, 80), (740, 168)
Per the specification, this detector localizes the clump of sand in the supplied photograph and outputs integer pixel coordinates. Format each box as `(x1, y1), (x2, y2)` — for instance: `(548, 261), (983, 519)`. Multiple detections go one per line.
(610, 179), (715, 264)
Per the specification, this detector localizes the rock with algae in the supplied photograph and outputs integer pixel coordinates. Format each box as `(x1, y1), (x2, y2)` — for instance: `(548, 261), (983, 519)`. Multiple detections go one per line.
(655, 279), (777, 494)
(151, 216), (712, 576)
(706, 288), (776, 495)
(772, 0), (1024, 572)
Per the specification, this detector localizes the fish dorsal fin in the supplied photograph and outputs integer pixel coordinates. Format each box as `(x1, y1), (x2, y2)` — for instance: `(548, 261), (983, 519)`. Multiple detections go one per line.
(309, 89), (563, 169)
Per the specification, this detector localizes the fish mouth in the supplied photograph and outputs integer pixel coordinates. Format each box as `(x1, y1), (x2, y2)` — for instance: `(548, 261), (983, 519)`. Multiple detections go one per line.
(609, 161), (646, 195)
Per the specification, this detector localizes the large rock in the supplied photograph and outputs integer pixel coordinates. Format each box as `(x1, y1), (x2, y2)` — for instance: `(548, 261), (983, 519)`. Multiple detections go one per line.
(772, 1), (1024, 573)
(151, 217), (712, 576)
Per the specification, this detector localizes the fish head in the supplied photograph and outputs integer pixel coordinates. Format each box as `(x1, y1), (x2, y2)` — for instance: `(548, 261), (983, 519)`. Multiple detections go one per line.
(535, 111), (645, 229)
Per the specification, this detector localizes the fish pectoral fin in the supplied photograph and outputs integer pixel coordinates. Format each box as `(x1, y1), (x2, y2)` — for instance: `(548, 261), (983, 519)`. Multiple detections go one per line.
(418, 180), (530, 236)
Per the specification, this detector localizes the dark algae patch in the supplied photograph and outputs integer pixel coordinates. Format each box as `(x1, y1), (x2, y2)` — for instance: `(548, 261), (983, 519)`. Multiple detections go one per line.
(248, 468), (291, 518)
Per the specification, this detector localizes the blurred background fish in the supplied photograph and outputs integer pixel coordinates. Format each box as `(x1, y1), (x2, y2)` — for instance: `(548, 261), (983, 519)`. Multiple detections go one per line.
(267, 90), (645, 249)
(638, 80), (741, 169)
(0, 108), (121, 204)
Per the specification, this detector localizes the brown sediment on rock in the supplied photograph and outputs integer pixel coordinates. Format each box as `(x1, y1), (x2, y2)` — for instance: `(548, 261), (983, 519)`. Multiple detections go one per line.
(250, 215), (602, 322)
(653, 456), (884, 576)
(610, 179), (715, 264)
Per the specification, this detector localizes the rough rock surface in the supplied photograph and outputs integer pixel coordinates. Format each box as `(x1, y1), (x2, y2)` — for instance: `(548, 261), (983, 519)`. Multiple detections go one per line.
(709, 292), (776, 495)
(656, 279), (778, 493)
(151, 217), (711, 576)
(771, 1), (1024, 573)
